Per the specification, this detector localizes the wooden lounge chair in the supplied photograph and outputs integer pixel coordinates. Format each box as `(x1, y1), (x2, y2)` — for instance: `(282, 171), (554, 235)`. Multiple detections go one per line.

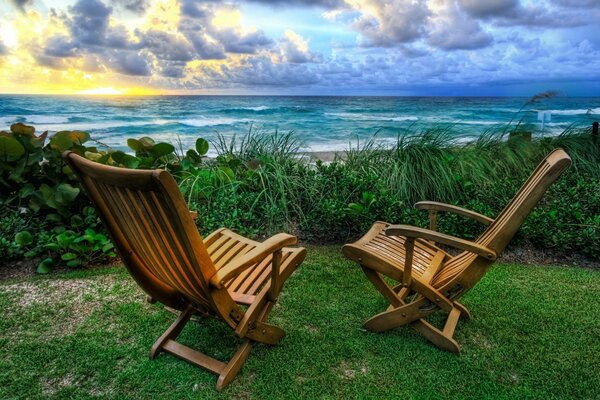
(342, 148), (571, 353)
(63, 151), (306, 390)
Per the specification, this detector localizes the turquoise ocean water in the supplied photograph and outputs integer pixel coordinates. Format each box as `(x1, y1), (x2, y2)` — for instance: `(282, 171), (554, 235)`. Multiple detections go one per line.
(1, 95), (599, 153)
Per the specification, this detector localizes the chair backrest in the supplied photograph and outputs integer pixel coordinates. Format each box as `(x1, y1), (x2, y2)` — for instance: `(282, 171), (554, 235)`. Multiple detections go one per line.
(432, 148), (571, 288)
(64, 151), (235, 316)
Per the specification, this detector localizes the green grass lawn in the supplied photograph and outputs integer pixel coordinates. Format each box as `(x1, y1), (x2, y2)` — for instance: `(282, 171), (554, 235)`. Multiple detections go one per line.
(0, 246), (598, 399)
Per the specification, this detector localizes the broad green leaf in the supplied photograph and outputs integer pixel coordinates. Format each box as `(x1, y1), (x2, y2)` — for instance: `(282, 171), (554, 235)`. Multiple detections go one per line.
(186, 149), (201, 163)
(10, 123), (35, 136)
(0, 136), (25, 160)
(50, 131), (90, 151)
(70, 215), (84, 227)
(61, 252), (77, 261)
(127, 138), (143, 152)
(37, 258), (54, 274)
(15, 231), (33, 246)
(66, 259), (81, 268)
(55, 183), (80, 204)
(102, 243), (114, 252)
(150, 142), (175, 157)
(138, 137), (155, 148)
(111, 151), (141, 169)
(195, 138), (209, 156)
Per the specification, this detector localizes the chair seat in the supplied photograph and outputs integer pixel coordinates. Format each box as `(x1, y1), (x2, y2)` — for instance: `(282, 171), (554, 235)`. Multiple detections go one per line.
(205, 228), (303, 303)
(342, 221), (447, 284)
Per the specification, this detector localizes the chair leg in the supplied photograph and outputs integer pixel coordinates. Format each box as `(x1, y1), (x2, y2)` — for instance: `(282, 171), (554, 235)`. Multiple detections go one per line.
(454, 301), (472, 320)
(149, 298), (284, 390)
(150, 305), (195, 359)
(359, 266), (466, 352)
(413, 318), (460, 353)
(216, 340), (253, 390)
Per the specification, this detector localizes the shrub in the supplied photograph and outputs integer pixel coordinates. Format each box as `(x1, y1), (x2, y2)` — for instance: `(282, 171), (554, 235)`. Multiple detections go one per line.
(1, 122), (599, 273)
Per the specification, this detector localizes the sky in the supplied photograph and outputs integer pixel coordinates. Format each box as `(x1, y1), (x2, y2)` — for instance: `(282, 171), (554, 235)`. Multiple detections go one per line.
(0, 0), (599, 96)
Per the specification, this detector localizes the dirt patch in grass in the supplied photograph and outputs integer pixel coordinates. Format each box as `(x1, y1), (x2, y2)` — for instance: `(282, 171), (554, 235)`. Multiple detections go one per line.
(1, 274), (144, 339)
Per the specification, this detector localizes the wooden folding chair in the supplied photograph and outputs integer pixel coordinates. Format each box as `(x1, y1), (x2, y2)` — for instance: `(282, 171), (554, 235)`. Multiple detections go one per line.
(64, 151), (306, 390)
(343, 149), (571, 352)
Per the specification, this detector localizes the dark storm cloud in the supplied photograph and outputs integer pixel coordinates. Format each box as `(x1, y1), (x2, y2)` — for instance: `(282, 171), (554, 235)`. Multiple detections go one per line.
(157, 60), (188, 78)
(43, 35), (78, 58)
(69, 0), (113, 46)
(216, 30), (273, 54)
(109, 50), (151, 76)
(458, 0), (520, 18)
(140, 30), (195, 61)
(459, 0), (591, 28)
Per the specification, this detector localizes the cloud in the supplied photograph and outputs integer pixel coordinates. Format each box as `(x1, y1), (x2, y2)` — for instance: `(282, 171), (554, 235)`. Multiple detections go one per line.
(458, 0), (519, 18)
(179, 2), (273, 56)
(140, 30), (195, 61)
(0, 41), (8, 55)
(352, 0), (431, 47)
(43, 35), (78, 58)
(109, 0), (151, 14)
(459, 0), (592, 28)
(279, 30), (321, 63)
(108, 50), (151, 76)
(428, 1), (493, 50)
(244, 0), (344, 7)
(68, 0), (113, 47)
(9, 0), (33, 12)
(187, 55), (321, 89)
(216, 29), (273, 54)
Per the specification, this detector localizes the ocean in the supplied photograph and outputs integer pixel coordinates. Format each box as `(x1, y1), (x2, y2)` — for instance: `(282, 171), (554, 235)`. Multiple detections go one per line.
(1, 95), (599, 154)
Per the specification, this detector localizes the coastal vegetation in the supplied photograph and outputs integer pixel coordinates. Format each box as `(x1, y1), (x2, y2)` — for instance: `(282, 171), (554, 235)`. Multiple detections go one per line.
(0, 121), (599, 273)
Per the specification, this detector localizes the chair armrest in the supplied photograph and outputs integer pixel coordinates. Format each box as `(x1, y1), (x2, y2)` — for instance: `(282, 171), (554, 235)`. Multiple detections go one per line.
(209, 233), (297, 287)
(385, 225), (497, 261)
(415, 201), (494, 226)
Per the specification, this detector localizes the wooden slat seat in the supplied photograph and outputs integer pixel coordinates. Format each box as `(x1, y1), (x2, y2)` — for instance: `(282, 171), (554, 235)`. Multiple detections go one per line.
(63, 151), (306, 390)
(343, 221), (448, 284)
(204, 228), (304, 302)
(343, 149), (572, 353)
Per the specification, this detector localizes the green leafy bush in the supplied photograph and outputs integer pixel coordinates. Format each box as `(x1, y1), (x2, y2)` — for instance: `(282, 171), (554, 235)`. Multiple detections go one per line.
(1, 122), (599, 274)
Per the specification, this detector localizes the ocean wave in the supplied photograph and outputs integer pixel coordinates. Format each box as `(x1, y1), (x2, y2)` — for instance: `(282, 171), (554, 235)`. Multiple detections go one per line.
(0, 116), (18, 127)
(544, 107), (600, 115)
(422, 117), (503, 126)
(23, 115), (71, 124)
(179, 117), (250, 127)
(219, 105), (314, 114)
(325, 113), (419, 122)
(31, 119), (172, 132)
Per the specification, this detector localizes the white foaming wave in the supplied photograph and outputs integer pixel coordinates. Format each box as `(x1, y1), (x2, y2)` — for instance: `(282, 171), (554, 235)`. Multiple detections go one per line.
(456, 120), (504, 126)
(545, 107), (600, 115)
(32, 119), (172, 132)
(325, 112), (418, 122)
(0, 116), (17, 127)
(180, 117), (250, 127)
(237, 106), (271, 112)
(23, 115), (71, 124)
(422, 117), (502, 126)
